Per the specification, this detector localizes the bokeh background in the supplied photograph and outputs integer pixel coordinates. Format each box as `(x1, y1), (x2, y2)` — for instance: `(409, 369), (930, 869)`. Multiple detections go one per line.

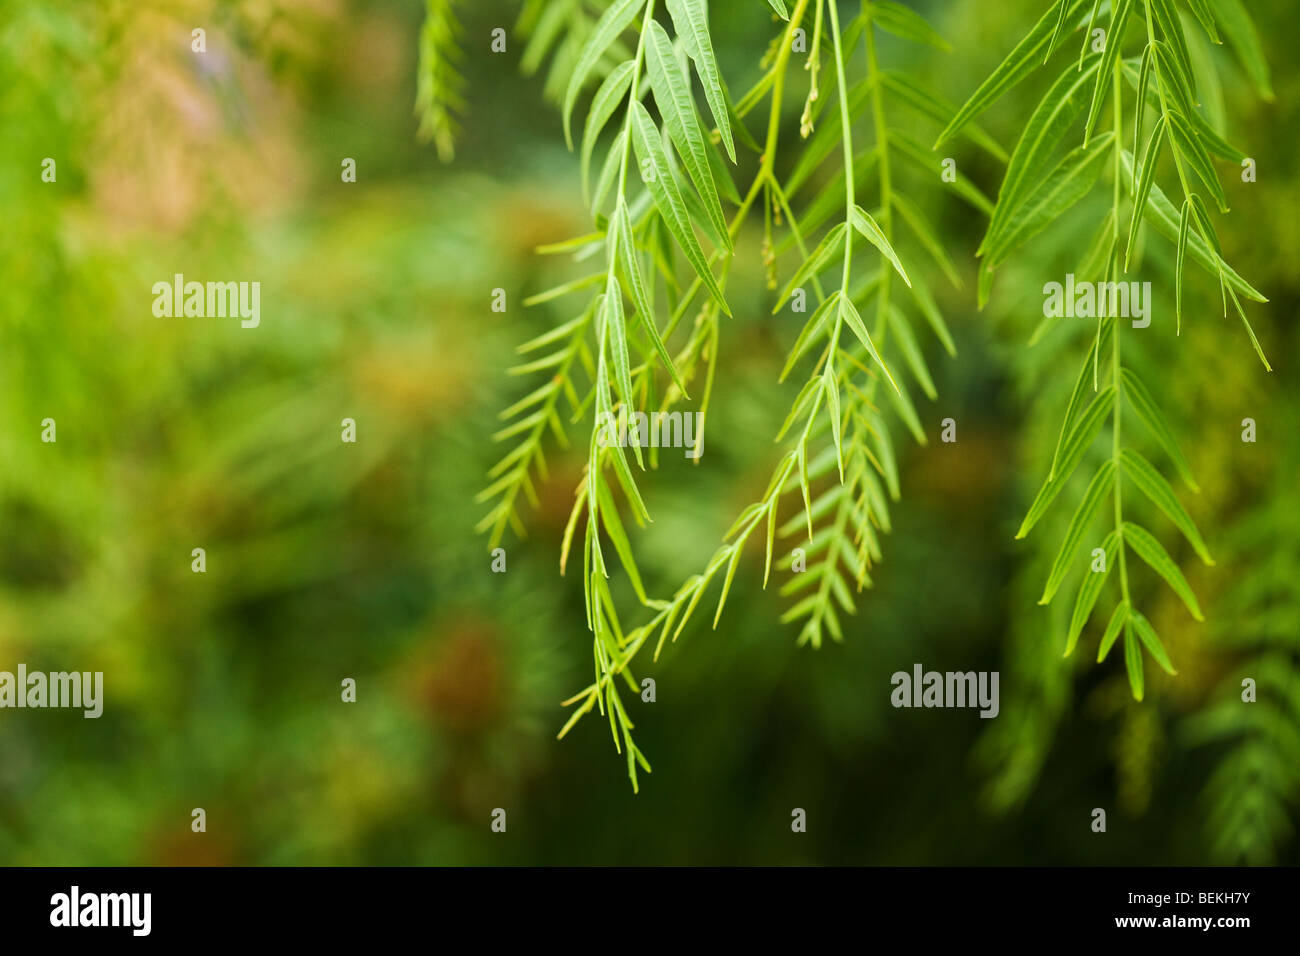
(1, 0), (1296, 865)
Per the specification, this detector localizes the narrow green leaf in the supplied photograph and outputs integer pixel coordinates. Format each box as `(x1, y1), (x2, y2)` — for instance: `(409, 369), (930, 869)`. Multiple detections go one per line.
(1119, 366), (1199, 491)
(613, 199), (689, 396)
(1044, 0), (1070, 63)
(1094, 599), (1129, 661)
(985, 133), (1115, 268)
(581, 60), (636, 202)
(1175, 197), (1190, 334)
(869, 0), (951, 51)
(887, 306), (936, 400)
(1123, 520), (1205, 620)
(644, 21), (730, 250)
(1082, 0), (1134, 147)
(1131, 609), (1178, 675)
(1050, 318), (1112, 480)
(596, 479), (648, 602)
(1149, 0), (1196, 103)
(563, 0), (645, 150)
(1017, 385), (1115, 538)
(1185, 0), (1221, 44)
(603, 281), (634, 412)
(1041, 460), (1116, 604)
(840, 296), (900, 394)
(892, 192), (961, 289)
(780, 292), (840, 381)
(766, 0), (789, 20)
(592, 129), (628, 215)
(1125, 116), (1168, 271)
(1206, 0), (1273, 99)
(936, 0), (1091, 147)
(981, 54), (1102, 257)
(1121, 151), (1265, 302)
(1065, 528), (1119, 654)
(850, 205), (911, 287)
(823, 366), (843, 480)
(1132, 44), (1153, 154)
(1120, 448), (1213, 565)
(906, 272), (957, 357)
(774, 223), (847, 312)
(1166, 109), (1228, 211)
(629, 101), (731, 313)
(665, 0), (736, 161)
(1124, 624), (1145, 700)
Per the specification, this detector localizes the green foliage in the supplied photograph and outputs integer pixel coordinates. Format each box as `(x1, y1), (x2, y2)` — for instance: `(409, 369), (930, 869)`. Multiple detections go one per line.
(945, 0), (1270, 703)
(484, 0), (971, 788)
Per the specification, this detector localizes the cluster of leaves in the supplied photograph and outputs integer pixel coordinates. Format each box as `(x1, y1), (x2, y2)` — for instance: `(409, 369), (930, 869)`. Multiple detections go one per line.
(1184, 448), (1300, 863)
(415, 0), (466, 161)
(937, 0), (1272, 701)
(479, 0), (981, 789)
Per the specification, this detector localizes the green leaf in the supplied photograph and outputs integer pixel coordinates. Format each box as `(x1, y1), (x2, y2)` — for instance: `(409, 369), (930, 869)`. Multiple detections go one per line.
(629, 101), (731, 314)
(1121, 151), (1265, 303)
(1050, 318), (1112, 480)
(665, 0), (736, 161)
(1082, 0), (1134, 147)
(985, 133), (1115, 269)
(1120, 448), (1213, 565)
(1065, 528), (1119, 655)
(850, 205), (912, 287)
(1125, 115), (1168, 271)
(582, 60), (636, 202)
(563, 0), (645, 150)
(1185, 0), (1221, 45)
(906, 272), (957, 357)
(780, 291), (840, 381)
(1206, 0), (1273, 99)
(1124, 624), (1145, 700)
(936, 0), (1091, 147)
(1175, 197), (1190, 333)
(840, 296), (899, 394)
(892, 192), (961, 289)
(773, 222), (847, 312)
(1152, 39), (1195, 114)
(869, 0), (951, 51)
(1041, 460), (1116, 605)
(613, 199), (689, 396)
(1131, 44), (1153, 154)
(823, 366), (843, 480)
(981, 54), (1102, 257)
(1131, 609), (1178, 675)
(1149, 0), (1196, 102)
(644, 21), (731, 251)
(1043, 0), (1070, 63)
(766, 0), (789, 19)
(887, 306), (936, 400)
(596, 479), (648, 603)
(592, 129), (628, 215)
(1094, 599), (1129, 661)
(883, 72), (1007, 163)
(602, 280), (635, 416)
(1119, 366), (1199, 492)
(1017, 385), (1115, 538)
(1123, 521), (1205, 620)
(1166, 109), (1228, 212)
(890, 129), (995, 215)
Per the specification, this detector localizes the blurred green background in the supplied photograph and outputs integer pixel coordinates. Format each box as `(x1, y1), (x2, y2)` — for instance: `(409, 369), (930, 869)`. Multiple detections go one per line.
(1, 0), (1296, 865)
